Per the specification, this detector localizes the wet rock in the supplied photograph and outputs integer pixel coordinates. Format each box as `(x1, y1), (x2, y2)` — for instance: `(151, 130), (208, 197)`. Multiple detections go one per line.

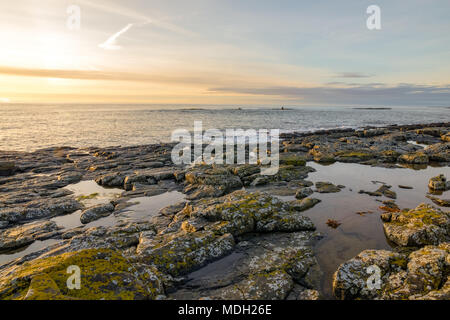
(124, 173), (157, 191)
(428, 174), (449, 191)
(426, 195), (450, 207)
(95, 173), (126, 188)
(356, 128), (386, 138)
(0, 197), (82, 225)
(289, 198), (321, 212)
(0, 162), (16, 176)
(398, 152), (429, 164)
(57, 172), (83, 184)
(184, 165), (243, 200)
(333, 243), (449, 300)
(416, 128), (442, 138)
(383, 203), (450, 246)
(441, 132), (450, 142)
(334, 150), (374, 162)
(309, 146), (335, 163)
(169, 231), (322, 300)
(137, 230), (235, 277)
(424, 143), (450, 162)
(0, 221), (60, 251)
(80, 203), (115, 224)
(295, 187), (314, 199)
(379, 200), (400, 212)
(186, 190), (316, 235)
(315, 182), (343, 193)
(279, 153), (306, 166)
(359, 184), (396, 199)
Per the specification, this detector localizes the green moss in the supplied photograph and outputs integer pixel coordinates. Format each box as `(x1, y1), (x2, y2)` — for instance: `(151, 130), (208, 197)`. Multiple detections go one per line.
(390, 257), (408, 269)
(335, 151), (373, 159)
(0, 249), (158, 300)
(76, 193), (99, 201)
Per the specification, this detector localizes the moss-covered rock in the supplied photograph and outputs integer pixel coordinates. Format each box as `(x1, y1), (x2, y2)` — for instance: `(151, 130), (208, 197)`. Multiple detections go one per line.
(382, 203), (450, 247)
(333, 243), (450, 300)
(398, 152), (429, 164)
(428, 174), (449, 191)
(280, 153), (307, 166)
(0, 248), (163, 300)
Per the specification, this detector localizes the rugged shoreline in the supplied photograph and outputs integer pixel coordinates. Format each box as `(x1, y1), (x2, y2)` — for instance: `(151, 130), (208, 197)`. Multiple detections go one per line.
(0, 122), (448, 300)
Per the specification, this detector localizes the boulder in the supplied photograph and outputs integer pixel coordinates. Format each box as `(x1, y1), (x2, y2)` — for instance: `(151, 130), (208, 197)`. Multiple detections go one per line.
(382, 203), (449, 246)
(333, 243), (450, 300)
(0, 162), (16, 176)
(80, 203), (115, 224)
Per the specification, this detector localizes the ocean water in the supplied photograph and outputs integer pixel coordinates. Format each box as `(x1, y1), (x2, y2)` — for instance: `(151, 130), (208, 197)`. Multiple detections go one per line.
(0, 104), (448, 152)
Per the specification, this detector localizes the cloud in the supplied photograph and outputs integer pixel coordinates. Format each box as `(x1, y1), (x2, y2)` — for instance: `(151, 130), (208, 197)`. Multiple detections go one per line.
(0, 66), (222, 86)
(99, 23), (136, 50)
(79, 0), (196, 37)
(208, 83), (450, 106)
(333, 72), (374, 78)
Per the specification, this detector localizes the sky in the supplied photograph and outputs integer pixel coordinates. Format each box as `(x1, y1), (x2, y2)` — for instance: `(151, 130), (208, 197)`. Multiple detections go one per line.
(0, 0), (449, 106)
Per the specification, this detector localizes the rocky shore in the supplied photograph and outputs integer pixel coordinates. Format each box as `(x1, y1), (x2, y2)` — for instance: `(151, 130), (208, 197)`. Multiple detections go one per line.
(0, 122), (448, 300)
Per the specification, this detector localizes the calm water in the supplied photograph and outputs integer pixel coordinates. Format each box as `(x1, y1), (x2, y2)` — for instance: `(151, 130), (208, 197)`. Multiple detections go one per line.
(0, 104), (448, 151)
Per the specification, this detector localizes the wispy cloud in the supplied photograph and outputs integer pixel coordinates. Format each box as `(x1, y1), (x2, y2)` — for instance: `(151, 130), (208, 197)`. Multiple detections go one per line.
(99, 23), (134, 50)
(333, 72), (374, 78)
(79, 0), (196, 37)
(208, 84), (450, 106)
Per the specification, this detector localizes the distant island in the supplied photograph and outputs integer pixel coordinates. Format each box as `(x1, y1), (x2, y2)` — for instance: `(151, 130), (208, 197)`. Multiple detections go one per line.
(353, 107), (392, 110)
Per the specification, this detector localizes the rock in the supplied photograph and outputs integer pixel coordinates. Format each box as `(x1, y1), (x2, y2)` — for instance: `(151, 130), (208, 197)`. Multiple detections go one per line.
(398, 152), (429, 164)
(124, 173), (157, 191)
(95, 173), (126, 188)
(428, 174), (448, 191)
(334, 151), (374, 162)
(315, 182), (343, 193)
(383, 203), (450, 246)
(379, 200), (400, 212)
(441, 132), (450, 142)
(280, 153), (306, 166)
(186, 190), (316, 235)
(136, 230), (235, 277)
(425, 143), (450, 162)
(426, 195), (450, 207)
(333, 243), (449, 300)
(359, 184), (396, 199)
(80, 203), (115, 224)
(295, 187), (314, 199)
(416, 128), (442, 137)
(57, 172), (83, 184)
(0, 198), (82, 225)
(0, 248), (163, 300)
(0, 162), (16, 176)
(399, 185), (413, 189)
(0, 220), (60, 251)
(169, 231), (322, 300)
(184, 165), (243, 199)
(289, 198), (321, 212)
(356, 128), (386, 137)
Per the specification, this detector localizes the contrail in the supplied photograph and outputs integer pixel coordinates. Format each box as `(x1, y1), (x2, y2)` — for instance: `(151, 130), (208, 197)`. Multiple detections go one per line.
(98, 23), (134, 50)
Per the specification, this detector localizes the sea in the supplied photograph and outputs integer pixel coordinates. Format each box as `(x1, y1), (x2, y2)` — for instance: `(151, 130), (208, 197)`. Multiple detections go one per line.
(0, 104), (448, 151)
